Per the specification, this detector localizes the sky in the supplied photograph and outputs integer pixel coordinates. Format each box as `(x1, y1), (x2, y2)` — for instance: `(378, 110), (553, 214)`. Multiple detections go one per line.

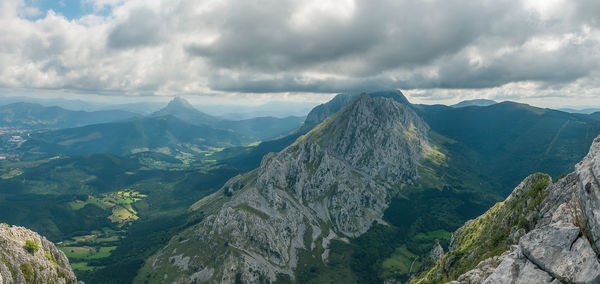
(0, 0), (599, 108)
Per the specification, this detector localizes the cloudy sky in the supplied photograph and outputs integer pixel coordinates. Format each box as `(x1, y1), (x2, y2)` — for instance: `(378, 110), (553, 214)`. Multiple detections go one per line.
(1, 0), (599, 107)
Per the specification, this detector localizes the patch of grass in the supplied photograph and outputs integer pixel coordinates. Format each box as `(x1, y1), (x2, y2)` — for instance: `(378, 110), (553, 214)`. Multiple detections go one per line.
(24, 240), (39, 254)
(20, 262), (34, 283)
(1, 168), (23, 179)
(45, 250), (57, 266)
(60, 246), (117, 260)
(381, 245), (420, 278)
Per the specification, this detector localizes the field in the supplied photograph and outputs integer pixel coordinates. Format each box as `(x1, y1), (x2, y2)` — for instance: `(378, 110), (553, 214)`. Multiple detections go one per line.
(60, 246), (117, 259)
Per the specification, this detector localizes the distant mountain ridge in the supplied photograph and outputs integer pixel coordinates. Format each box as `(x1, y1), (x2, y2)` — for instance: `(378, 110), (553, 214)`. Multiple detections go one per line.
(0, 102), (138, 129)
(21, 115), (243, 156)
(557, 107), (600, 114)
(154, 97), (304, 141)
(451, 99), (497, 108)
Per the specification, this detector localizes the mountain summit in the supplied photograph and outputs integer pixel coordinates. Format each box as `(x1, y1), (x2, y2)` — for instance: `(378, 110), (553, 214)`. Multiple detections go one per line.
(300, 89), (410, 132)
(164, 96), (197, 112)
(152, 97), (218, 125)
(139, 93), (431, 283)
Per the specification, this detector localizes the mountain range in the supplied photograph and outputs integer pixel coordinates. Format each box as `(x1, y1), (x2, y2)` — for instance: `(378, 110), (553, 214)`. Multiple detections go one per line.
(2, 90), (600, 283)
(0, 102), (138, 129)
(20, 115), (243, 157)
(136, 91), (600, 283)
(7, 97), (304, 158)
(451, 99), (497, 108)
(153, 97), (305, 141)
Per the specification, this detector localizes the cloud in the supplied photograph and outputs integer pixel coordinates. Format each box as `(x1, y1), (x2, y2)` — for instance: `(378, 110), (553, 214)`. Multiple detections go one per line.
(0, 0), (599, 106)
(107, 7), (165, 49)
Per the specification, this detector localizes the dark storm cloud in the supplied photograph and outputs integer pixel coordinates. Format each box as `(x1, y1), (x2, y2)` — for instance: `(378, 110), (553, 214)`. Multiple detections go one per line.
(187, 0), (525, 74)
(208, 74), (402, 94)
(107, 7), (165, 49)
(184, 0), (600, 93)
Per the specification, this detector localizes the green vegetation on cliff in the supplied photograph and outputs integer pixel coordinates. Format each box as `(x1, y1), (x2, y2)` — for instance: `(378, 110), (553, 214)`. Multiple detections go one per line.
(413, 173), (551, 283)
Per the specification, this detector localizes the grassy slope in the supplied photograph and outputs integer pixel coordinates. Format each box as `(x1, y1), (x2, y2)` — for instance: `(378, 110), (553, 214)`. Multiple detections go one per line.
(413, 174), (550, 283)
(416, 102), (600, 193)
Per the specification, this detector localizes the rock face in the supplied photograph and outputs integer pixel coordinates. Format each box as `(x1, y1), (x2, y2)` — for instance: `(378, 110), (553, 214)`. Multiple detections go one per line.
(140, 93), (430, 283)
(0, 223), (76, 284)
(298, 90), (410, 132)
(415, 136), (600, 283)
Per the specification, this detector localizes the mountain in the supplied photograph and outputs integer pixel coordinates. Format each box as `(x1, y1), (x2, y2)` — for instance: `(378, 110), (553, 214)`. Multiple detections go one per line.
(451, 99), (497, 108)
(300, 90), (600, 193)
(152, 97), (220, 126)
(557, 107), (600, 114)
(0, 102), (138, 129)
(137, 93), (431, 282)
(154, 97), (303, 141)
(20, 116), (243, 156)
(415, 135), (600, 283)
(0, 223), (77, 283)
(415, 102), (600, 192)
(298, 90), (410, 132)
(131, 91), (600, 283)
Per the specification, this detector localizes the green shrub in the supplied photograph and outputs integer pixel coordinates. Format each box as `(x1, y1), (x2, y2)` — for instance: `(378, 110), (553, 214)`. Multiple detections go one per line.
(24, 240), (39, 254)
(20, 262), (34, 283)
(45, 250), (57, 265)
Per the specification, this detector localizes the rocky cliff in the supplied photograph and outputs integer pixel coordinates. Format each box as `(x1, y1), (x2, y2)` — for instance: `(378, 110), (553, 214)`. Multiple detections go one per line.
(414, 135), (600, 283)
(138, 93), (431, 283)
(298, 90), (410, 133)
(0, 223), (76, 284)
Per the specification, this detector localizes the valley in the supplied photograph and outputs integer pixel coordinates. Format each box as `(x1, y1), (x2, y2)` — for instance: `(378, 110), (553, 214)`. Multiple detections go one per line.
(1, 91), (599, 283)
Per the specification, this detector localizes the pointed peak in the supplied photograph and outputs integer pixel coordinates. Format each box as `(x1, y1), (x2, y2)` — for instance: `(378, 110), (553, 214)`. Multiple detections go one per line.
(167, 96), (195, 109)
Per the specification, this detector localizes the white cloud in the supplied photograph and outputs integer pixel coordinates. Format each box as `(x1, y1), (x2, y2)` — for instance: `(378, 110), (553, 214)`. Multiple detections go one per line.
(0, 0), (599, 107)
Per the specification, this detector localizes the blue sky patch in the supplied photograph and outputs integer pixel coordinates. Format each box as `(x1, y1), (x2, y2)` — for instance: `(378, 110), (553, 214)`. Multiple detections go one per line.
(26, 0), (112, 20)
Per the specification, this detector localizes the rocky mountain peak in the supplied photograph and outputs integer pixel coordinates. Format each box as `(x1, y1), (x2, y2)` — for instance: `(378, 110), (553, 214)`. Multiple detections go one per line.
(164, 96), (196, 112)
(152, 96), (218, 125)
(0, 223), (76, 283)
(299, 89), (411, 132)
(140, 93), (431, 283)
(415, 135), (600, 283)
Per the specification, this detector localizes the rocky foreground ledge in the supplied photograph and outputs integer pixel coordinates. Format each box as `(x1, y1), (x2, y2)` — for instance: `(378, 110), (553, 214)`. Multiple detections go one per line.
(415, 135), (600, 283)
(0, 223), (76, 284)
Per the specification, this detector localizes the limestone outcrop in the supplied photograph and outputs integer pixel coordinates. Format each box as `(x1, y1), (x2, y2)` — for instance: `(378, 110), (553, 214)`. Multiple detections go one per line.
(415, 136), (600, 283)
(0, 223), (76, 284)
